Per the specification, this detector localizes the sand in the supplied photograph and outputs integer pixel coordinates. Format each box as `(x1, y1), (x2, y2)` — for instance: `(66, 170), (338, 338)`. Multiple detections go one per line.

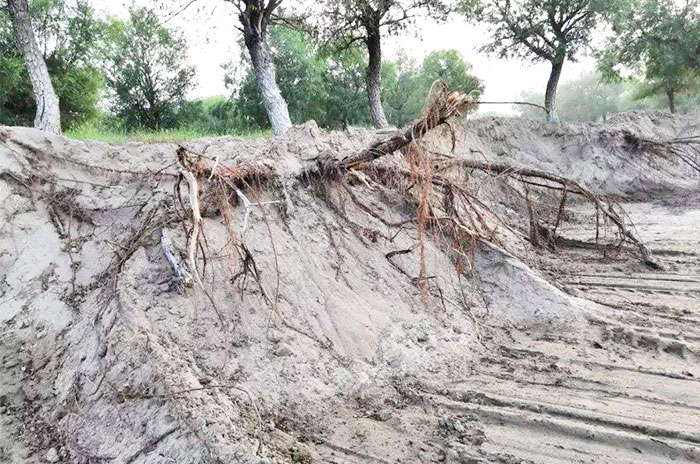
(0, 112), (698, 463)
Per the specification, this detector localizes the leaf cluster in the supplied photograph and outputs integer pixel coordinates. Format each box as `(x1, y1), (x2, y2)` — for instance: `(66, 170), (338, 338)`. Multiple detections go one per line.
(469, 0), (607, 63)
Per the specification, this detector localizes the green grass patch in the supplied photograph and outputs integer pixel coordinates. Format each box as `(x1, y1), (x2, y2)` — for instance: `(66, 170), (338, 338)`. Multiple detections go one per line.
(65, 123), (272, 143)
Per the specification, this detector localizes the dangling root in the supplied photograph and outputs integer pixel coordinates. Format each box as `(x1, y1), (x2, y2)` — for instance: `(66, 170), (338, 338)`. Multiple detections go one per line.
(623, 131), (700, 174)
(437, 158), (661, 269)
(180, 167), (225, 325)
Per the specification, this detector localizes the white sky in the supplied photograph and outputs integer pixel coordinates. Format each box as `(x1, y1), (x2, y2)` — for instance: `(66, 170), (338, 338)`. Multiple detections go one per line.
(95, 1), (598, 115)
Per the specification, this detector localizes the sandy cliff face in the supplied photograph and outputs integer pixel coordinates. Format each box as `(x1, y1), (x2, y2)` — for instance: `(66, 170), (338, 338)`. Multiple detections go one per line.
(0, 114), (698, 463)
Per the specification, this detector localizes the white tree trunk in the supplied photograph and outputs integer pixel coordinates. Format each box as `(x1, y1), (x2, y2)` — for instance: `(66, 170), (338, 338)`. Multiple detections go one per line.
(544, 58), (564, 123)
(666, 88), (677, 114)
(8, 0), (61, 134)
(247, 38), (292, 136)
(365, 27), (389, 129)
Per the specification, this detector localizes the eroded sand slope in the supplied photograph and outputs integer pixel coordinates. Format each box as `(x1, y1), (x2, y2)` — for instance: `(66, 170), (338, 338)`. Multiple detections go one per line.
(0, 113), (699, 463)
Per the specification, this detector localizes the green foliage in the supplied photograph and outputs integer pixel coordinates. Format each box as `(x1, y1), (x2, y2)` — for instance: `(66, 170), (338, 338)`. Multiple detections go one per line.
(104, 7), (196, 130)
(421, 50), (483, 95)
(383, 50), (484, 126)
(229, 27), (483, 129)
(197, 96), (242, 134)
(319, 47), (372, 128)
(467, 0), (607, 63)
(598, 0), (700, 110)
(0, 0), (104, 129)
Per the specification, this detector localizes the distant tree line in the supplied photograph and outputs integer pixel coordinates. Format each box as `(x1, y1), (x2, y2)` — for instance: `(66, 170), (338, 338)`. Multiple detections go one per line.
(518, 71), (700, 122)
(0, 0), (698, 136)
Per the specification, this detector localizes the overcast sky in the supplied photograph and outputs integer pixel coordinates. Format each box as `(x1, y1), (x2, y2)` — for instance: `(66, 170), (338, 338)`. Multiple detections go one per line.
(96, 1), (599, 115)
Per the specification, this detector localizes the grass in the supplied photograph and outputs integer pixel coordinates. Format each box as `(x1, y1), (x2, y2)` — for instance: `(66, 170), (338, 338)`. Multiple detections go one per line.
(65, 124), (272, 143)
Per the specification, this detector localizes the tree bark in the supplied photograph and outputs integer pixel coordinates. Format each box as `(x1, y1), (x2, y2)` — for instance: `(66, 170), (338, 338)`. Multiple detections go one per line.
(7, 0), (61, 134)
(365, 22), (389, 129)
(666, 88), (676, 114)
(544, 58), (564, 122)
(240, 4), (292, 136)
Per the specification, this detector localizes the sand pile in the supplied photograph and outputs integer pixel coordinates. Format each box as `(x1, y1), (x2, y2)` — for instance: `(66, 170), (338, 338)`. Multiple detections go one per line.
(0, 112), (698, 463)
(444, 110), (700, 198)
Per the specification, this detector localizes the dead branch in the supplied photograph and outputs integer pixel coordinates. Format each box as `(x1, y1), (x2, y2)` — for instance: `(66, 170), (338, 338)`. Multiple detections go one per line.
(160, 229), (193, 292)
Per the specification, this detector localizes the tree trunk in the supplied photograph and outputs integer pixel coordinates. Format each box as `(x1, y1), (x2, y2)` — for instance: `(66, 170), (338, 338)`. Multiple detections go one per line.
(365, 25), (389, 129)
(666, 88), (676, 114)
(7, 0), (61, 134)
(544, 58), (564, 123)
(243, 27), (292, 136)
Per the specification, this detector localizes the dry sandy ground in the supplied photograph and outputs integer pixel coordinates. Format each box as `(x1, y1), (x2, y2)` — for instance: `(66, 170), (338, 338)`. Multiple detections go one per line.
(0, 112), (698, 463)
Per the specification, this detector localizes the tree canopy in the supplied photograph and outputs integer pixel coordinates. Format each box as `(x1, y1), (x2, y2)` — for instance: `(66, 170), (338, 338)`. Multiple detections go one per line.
(464, 0), (607, 120)
(104, 7), (196, 130)
(598, 0), (700, 113)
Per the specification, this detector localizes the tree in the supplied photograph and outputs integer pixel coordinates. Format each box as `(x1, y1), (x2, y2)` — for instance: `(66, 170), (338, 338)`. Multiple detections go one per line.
(224, 0), (294, 135)
(229, 25), (372, 130)
(0, 0), (104, 129)
(598, 0), (700, 113)
(5, 0), (61, 133)
(105, 7), (196, 130)
(463, 0), (606, 121)
(317, 0), (451, 129)
(233, 25), (327, 129)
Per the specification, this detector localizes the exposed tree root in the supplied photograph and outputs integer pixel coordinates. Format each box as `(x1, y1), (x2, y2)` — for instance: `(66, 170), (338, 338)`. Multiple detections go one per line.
(338, 81), (476, 169)
(623, 131), (700, 174)
(172, 79), (661, 323)
(438, 158), (661, 269)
